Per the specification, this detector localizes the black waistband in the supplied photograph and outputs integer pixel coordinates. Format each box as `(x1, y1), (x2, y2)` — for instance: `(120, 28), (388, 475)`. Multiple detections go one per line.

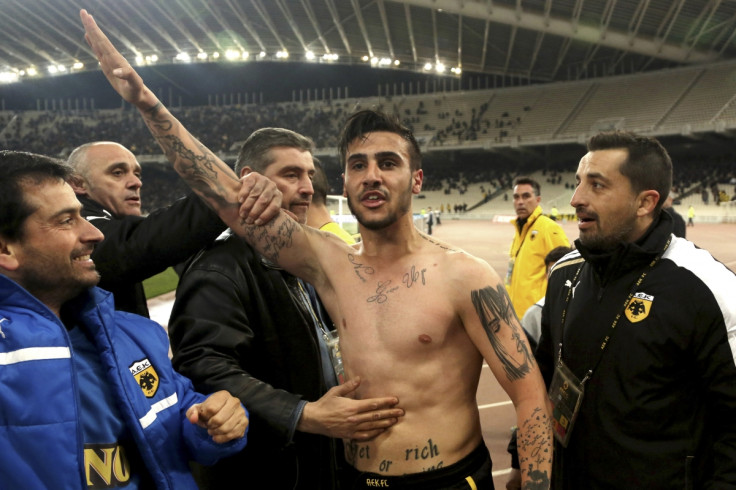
(343, 442), (491, 489)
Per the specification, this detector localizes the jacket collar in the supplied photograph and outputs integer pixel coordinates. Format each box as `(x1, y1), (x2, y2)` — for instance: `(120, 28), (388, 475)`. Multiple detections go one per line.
(0, 275), (115, 333)
(513, 205), (543, 233)
(77, 194), (114, 220)
(574, 211), (674, 285)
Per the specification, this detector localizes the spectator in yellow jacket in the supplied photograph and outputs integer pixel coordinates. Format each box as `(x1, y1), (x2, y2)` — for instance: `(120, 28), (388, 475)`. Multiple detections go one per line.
(506, 176), (570, 317)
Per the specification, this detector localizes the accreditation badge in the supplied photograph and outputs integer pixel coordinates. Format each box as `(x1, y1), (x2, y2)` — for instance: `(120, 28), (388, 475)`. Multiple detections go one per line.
(548, 360), (584, 447)
(505, 258), (514, 286)
(323, 329), (345, 385)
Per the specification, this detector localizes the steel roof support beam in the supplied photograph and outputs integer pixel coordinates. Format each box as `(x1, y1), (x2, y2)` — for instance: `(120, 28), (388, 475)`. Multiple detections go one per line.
(389, 0), (717, 63)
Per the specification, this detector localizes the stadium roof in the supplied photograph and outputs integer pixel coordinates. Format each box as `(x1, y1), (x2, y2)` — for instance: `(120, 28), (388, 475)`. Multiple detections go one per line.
(2, 0), (736, 85)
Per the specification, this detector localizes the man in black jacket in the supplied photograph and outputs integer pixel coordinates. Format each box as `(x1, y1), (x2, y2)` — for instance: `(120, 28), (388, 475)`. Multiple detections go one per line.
(537, 131), (736, 488)
(168, 128), (404, 489)
(67, 141), (227, 317)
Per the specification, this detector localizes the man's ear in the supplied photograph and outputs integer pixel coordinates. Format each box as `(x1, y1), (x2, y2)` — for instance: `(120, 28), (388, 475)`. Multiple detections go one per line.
(637, 190), (660, 217)
(68, 174), (88, 195)
(411, 169), (424, 195)
(0, 236), (20, 273)
(240, 167), (253, 179)
(342, 172), (347, 198)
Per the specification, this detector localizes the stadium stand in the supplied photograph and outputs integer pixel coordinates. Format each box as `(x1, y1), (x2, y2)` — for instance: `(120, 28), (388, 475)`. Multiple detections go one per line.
(1, 60), (734, 220)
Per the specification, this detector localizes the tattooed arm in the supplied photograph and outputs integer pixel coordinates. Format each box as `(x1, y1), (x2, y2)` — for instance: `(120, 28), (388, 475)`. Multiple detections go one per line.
(79, 9), (337, 286)
(461, 259), (552, 489)
(79, 9), (280, 230)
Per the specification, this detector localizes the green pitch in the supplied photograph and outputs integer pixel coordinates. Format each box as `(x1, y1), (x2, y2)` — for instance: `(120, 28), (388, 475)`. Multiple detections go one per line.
(143, 267), (179, 299)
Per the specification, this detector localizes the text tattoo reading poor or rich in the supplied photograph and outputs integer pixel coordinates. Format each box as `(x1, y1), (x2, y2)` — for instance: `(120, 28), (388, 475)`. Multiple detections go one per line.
(346, 440), (444, 474)
(471, 285), (534, 381)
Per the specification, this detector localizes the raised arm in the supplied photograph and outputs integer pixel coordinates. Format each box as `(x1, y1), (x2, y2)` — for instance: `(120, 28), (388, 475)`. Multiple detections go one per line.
(80, 9), (333, 286)
(460, 258), (553, 489)
(79, 9), (278, 231)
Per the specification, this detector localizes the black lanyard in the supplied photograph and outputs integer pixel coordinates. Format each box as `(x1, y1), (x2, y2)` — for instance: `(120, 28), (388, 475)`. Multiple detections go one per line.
(557, 237), (671, 385)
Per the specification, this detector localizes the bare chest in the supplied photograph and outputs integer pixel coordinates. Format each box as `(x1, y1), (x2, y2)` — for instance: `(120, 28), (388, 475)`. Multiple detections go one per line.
(332, 257), (460, 363)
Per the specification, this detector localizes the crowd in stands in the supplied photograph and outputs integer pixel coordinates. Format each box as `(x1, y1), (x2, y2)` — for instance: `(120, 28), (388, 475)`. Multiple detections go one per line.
(2, 99), (735, 214)
(1, 100), (373, 158)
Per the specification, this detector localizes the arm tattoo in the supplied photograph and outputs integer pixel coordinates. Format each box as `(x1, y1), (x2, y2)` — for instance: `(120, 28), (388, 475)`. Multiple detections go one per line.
(142, 102), (172, 131)
(470, 285), (534, 381)
(518, 407), (552, 489)
(242, 217), (300, 264)
(139, 111), (238, 211)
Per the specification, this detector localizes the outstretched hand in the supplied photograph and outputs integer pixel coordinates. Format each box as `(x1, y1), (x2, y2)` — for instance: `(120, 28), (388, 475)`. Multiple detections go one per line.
(186, 390), (249, 444)
(80, 9), (152, 107)
(297, 377), (404, 441)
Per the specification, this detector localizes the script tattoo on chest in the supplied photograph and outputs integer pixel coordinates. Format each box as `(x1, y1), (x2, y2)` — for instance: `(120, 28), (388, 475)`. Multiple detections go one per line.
(367, 280), (400, 304)
(348, 254), (375, 282)
(366, 265), (428, 304)
(470, 284), (534, 381)
(402, 265), (427, 288)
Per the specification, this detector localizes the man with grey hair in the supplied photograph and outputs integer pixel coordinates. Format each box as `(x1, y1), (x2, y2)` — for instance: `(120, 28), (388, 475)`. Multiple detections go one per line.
(168, 128), (404, 489)
(67, 141), (226, 316)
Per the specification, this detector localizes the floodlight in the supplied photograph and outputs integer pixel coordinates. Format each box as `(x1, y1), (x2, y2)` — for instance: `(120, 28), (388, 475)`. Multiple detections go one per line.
(0, 71), (19, 83)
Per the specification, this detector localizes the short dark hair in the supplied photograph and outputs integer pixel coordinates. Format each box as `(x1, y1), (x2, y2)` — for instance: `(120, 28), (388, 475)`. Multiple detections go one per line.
(311, 158), (330, 206)
(513, 176), (541, 196)
(234, 128), (314, 176)
(587, 131), (672, 214)
(545, 246), (574, 267)
(0, 151), (71, 240)
(338, 110), (422, 171)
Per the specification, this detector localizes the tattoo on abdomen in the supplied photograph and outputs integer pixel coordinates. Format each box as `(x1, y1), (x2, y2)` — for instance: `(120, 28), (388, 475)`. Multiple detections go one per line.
(471, 285), (533, 381)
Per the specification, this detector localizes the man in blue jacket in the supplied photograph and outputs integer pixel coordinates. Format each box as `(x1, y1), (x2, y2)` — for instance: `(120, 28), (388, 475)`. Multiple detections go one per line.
(0, 150), (249, 489)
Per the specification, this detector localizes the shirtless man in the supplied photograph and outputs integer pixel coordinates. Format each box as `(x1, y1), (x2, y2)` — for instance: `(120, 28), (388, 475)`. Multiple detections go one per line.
(79, 10), (552, 489)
